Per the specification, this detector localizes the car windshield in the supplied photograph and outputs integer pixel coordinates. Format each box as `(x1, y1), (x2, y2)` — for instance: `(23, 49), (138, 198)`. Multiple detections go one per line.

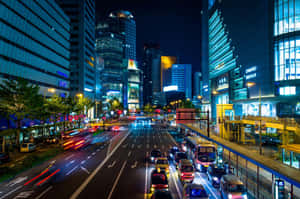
(227, 184), (246, 192)
(190, 188), (208, 197)
(182, 165), (193, 172)
(176, 153), (187, 159)
(157, 159), (168, 164)
(151, 151), (161, 157)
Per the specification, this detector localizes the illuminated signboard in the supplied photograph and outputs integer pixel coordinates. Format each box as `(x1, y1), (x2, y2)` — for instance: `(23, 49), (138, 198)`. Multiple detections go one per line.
(57, 71), (68, 78)
(128, 59), (137, 70)
(163, 85), (178, 92)
(128, 83), (139, 103)
(245, 66), (257, 80)
(58, 80), (68, 88)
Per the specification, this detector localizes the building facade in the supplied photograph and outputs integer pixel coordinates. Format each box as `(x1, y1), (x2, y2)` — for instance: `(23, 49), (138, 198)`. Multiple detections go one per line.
(161, 56), (177, 90)
(108, 10), (136, 60)
(274, 0), (300, 117)
(56, 0), (96, 99)
(171, 64), (192, 99)
(95, 27), (125, 103)
(142, 43), (161, 105)
(0, 0), (70, 97)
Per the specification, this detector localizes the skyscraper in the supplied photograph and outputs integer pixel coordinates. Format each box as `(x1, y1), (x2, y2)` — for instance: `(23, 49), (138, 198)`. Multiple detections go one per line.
(95, 26), (125, 103)
(108, 10), (136, 60)
(0, 0), (70, 97)
(274, 0), (300, 117)
(56, 0), (96, 99)
(142, 43), (161, 105)
(171, 64), (192, 99)
(161, 56), (177, 90)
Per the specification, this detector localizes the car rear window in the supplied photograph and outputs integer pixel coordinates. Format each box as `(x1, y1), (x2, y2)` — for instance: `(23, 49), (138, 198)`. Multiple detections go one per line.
(151, 151), (161, 157)
(157, 160), (168, 164)
(181, 165), (193, 172)
(152, 174), (167, 184)
(176, 153), (187, 159)
(190, 188), (208, 197)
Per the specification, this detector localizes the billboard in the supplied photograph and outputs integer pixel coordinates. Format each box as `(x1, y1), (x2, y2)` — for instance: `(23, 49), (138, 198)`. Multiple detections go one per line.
(128, 83), (139, 104)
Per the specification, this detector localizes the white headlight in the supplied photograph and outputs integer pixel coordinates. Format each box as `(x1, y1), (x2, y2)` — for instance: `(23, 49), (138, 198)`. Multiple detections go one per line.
(243, 194), (248, 199)
(213, 177), (218, 181)
(228, 194), (232, 199)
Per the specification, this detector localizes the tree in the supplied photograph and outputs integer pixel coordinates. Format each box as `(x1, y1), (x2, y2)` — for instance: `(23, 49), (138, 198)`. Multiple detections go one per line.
(44, 95), (64, 135)
(74, 96), (94, 127)
(179, 99), (195, 109)
(108, 98), (123, 112)
(143, 103), (153, 114)
(0, 78), (43, 147)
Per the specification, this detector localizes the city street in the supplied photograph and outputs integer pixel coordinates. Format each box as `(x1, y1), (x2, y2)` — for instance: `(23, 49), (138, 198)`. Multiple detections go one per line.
(0, 122), (225, 199)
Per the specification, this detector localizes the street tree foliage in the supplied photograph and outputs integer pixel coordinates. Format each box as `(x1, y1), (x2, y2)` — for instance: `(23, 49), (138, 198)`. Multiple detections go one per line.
(108, 98), (123, 111)
(0, 78), (96, 147)
(179, 99), (195, 109)
(143, 103), (153, 114)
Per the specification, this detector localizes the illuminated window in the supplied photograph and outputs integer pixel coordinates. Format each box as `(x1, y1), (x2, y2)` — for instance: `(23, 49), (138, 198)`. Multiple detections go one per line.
(279, 86), (296, 95)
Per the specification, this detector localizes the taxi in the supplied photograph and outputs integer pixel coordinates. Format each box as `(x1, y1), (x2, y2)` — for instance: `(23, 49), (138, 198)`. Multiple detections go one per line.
(155, 157), (170, 174)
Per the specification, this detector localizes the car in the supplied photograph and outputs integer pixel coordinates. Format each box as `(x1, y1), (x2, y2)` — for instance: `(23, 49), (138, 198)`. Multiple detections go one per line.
(207, 164), (227, 187)
(20, 143), (36, 152)
(178, 159), (195, 183)
(174, 152), (188, 167)
(150, 169), (169, 193)
(155, 157), (169, 174)
(0, 153), (10, 164)
(150, 149), (162, 163)
(151, 190), (173, 199)
(220, 174), (247, 199)
(168, 146), (179, 160)
(182, 183), (209, 199)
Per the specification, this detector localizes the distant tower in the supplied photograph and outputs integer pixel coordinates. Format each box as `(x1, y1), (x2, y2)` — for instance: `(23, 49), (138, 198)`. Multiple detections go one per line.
(142, 43), (161, 105)
(171, 64), (192, 99)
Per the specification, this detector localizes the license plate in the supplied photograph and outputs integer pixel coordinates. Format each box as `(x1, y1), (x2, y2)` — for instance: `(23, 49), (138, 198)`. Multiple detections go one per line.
(204, 165), (209, 167)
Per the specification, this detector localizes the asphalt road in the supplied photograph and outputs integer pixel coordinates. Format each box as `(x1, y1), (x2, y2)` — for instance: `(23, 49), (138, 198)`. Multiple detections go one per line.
(0, 123), (224, 199)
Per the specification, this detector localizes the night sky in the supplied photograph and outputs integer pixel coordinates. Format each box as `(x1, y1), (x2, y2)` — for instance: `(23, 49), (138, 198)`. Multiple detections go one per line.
(96, 0), (203, 73)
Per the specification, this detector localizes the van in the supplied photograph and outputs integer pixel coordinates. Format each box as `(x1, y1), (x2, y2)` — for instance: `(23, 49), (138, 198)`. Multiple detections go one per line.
(20, 143), (36, 152)
(178, 159), (195, 183)
(220, 174), (247, 199)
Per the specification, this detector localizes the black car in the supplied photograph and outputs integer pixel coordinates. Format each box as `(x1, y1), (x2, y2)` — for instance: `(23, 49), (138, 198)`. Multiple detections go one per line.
(150, 169), (169, 193)
(151, 190), (173, 199)
(168, 146), (179, 160)
(207, 164), (226, 187)
(150, 149), (162, 163)
(0, 153), (10, 164)
(174, 152), (188, 167)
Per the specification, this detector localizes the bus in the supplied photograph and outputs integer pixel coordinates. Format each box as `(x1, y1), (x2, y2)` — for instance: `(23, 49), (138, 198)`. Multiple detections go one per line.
(184, 136), (216, 171)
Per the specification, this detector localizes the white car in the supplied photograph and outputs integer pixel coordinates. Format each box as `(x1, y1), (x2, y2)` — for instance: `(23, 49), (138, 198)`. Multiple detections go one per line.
(20, 143), (36, 152)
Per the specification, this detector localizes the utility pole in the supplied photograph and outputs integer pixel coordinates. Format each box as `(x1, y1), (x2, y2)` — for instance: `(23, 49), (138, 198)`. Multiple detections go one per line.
(259, 87), (262, 155)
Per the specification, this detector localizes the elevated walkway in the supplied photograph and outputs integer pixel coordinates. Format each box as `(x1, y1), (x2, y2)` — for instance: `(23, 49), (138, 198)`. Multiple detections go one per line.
(181, 123), (300, 189)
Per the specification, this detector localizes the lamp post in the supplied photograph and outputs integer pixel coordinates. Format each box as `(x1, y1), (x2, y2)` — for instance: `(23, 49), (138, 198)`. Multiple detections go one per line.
(246, 82), (262, 155)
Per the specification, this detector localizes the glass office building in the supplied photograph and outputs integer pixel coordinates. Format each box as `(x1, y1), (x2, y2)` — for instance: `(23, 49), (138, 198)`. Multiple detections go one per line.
(274, 0), (300, 116)
(0, 0), (70, 97)
(171, 64), (192, 99)
(56, 0), (96, 99)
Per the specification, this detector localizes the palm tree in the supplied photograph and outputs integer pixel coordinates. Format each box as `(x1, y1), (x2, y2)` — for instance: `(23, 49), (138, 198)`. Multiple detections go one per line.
(0, 78), (42, 147)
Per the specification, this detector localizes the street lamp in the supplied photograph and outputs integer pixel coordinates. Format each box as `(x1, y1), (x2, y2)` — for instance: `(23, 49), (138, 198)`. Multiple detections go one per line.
(246, 82), (263, 155)
(76, 93), (83, 98)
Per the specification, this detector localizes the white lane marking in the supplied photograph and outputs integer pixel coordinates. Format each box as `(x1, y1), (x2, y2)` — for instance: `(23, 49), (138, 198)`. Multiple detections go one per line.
(65, 154), (74, 160)
(107, 161), (127, 199)
(0, 185), (22, 199)
(196, 173), (218, 199)
(14, 190), (34, 199)
(70, 131), (130, 199)
(108, 160), (116, 168)
(97, 149), (100, 152)
(66, 166), (78, 176)
(87, 156), (91, 159)
(66, 160), (75, 167)
(146, 144), (149, 149)
(128, 151), (132, 157)
(122, 144), (127, 148)
(137, 145), (141, 149)
(131, 161), (138, 169)
(81, 166), (90, 174)
(154, 145), (157, 148)
(81, 160), (86, 165)
(35, 186), (53, 199)
(170, 166), (182, 198)
(92, 152), (96, 156)
(7, 176), (28, 187)
(144, 161), (149, 199)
